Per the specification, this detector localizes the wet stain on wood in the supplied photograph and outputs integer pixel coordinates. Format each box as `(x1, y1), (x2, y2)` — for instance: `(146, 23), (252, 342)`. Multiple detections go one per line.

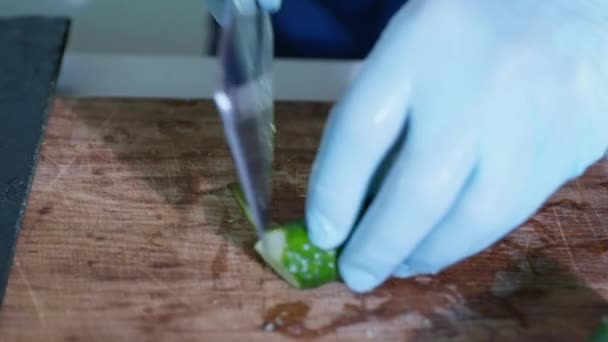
(149, 261), (183, 269)
(2, 98), (606, 341)
(211, 241), (229, 278)
(38, 205), (52, 216)
(263, 301), (311, 336)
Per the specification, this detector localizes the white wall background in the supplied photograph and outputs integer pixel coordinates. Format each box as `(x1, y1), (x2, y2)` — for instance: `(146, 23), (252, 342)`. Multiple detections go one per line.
(1, 0), (358, 101)
(1, 0), (212, 56)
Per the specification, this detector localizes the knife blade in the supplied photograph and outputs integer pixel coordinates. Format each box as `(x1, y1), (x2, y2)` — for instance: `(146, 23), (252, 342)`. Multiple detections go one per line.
(214, 1), (274, 249)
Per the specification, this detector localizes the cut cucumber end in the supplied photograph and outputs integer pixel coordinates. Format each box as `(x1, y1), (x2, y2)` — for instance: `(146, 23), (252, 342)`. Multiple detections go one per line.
(255, 221), (339, 289)
(254, 222), (339, 289)
(254, 229), (302, 288)
(229, 182), (339, 289)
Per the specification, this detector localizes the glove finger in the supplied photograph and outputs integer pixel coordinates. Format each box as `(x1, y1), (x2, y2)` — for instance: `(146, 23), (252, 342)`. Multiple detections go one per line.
(392, 263), (417, 278)
(337, 125), (478, 293)
(398, 145), (563, 278)
(235, 0), (281, 13)
(232, 0), (281, 14)
(258, 0), (281, 11)
(305, 85), (411, 250)
(304, 8), (421, 250)
(306, 40), (426, 248)
(392, 64), (600, 279)
(207, 0), (280, 24)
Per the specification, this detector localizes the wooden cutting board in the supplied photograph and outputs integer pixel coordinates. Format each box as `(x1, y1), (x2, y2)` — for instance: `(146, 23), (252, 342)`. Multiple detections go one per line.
(0, 98), (607, 341)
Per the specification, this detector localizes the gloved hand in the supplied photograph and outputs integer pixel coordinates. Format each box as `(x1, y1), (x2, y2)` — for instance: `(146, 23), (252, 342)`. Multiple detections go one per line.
(207, 0), (281, 24)
(306, 0), (608, 292)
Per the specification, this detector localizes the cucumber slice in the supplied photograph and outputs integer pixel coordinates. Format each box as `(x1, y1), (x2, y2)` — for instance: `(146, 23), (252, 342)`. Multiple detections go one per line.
(230, 183), (339, 289)
(230, 183), (254, 225)
(255, 222), (338, 289)
(254, 227), (301, 288)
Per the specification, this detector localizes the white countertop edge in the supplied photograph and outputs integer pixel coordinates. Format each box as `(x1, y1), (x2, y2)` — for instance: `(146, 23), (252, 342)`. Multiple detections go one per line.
(57, 53), (362, 102)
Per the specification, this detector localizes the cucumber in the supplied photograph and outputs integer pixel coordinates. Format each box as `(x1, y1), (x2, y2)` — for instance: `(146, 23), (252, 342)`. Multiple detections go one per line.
(590, 319), (608, 342)
(230, 184), (339, 289)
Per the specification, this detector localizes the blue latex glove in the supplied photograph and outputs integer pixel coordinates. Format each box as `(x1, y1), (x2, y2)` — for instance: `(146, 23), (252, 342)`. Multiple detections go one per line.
(306, 0), (608, 292)
(207, 0), (281, 23)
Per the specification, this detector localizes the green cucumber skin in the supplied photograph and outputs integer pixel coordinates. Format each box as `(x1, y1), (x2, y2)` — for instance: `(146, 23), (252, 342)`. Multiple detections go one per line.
(229, 183), (340, 289)
(230, 184), (254, 224)
(589, 320), (608, 342)
(280, 221), (338, 289)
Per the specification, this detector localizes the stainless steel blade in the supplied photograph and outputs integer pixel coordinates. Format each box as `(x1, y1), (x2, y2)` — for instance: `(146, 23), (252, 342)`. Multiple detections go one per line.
(214, 2), (274, 244)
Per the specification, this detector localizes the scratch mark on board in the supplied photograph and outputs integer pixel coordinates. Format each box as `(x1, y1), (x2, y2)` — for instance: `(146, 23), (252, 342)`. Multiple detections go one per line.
(40, 153), (61, 173)
(575, 180), (607, 262)
(15, 259), (52, 339)
(524, 234), (532, 254)
(575, 179), (603, 222)
(582, 212), (607, 262)
(43, 111), (116, 192)
(553, 208), (578, 272)
(140, 268), (195, 311)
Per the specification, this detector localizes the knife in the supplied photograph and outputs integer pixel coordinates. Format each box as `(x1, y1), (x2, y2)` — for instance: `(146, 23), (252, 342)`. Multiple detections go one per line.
(214, 1), (274, 250)
(0, 16), (70, 307)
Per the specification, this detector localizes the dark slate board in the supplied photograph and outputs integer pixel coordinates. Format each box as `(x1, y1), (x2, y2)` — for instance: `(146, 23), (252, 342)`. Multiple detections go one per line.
(0, 16), (70, 306)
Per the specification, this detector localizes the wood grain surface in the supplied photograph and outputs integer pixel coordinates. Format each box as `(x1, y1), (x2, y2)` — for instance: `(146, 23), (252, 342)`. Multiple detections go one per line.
(0, 98), (607, 341)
